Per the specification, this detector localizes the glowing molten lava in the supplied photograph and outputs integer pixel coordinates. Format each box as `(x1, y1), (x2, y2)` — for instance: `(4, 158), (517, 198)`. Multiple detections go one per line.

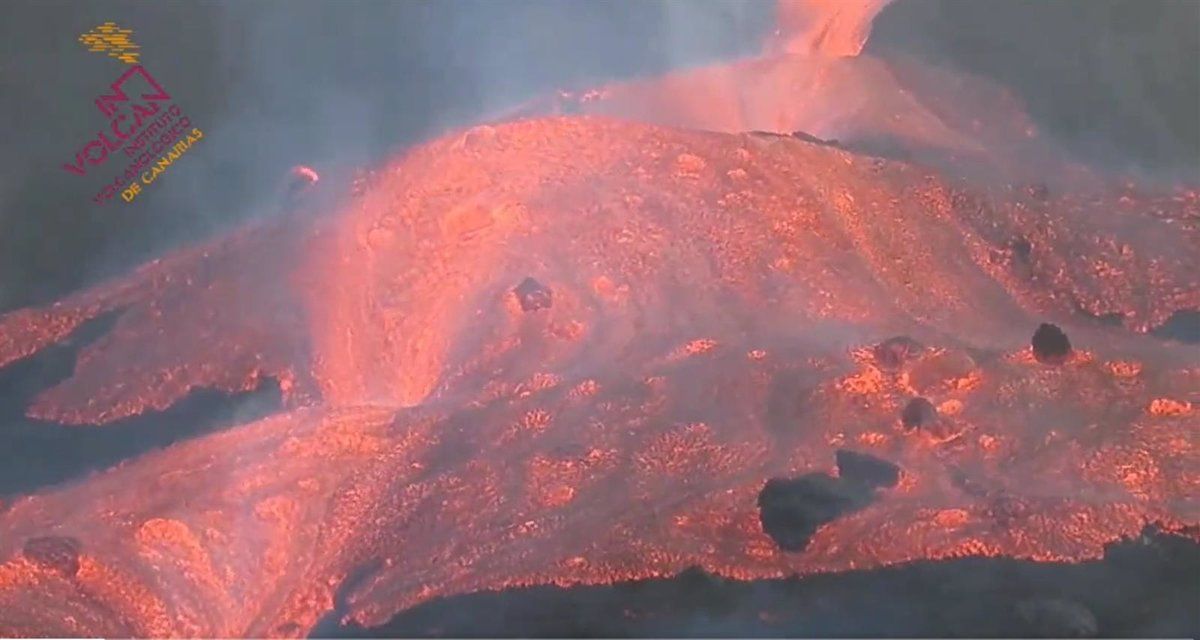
(516, 0), (1080, 185)
(0, 2), (1197, 636)
(0, 115), (1195, 637)
(769, 0), (894, 57)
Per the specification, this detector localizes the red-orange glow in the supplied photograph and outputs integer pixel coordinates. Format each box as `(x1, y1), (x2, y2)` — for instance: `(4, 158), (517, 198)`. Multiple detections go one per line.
(0, 2), (1196, 635)
(507, 2), (1084, 186)
(769, 0), (894, 57)
(0, 115), (1194, 636)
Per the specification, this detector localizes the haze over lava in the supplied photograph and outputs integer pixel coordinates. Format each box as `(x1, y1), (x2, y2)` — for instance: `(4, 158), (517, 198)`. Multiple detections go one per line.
(0, 2), (1196, 637)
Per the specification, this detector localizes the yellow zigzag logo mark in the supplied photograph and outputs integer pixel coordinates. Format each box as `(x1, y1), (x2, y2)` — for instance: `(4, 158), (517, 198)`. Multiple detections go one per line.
(78, 22), (141, 64)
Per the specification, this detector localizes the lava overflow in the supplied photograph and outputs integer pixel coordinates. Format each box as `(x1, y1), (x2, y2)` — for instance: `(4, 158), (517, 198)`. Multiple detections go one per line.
(0, 3), (1197, 638)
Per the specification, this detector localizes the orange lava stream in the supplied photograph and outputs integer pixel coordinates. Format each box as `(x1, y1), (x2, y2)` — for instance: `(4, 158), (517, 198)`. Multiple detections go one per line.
(0, 3), (1198, 636)
(0, 116), (1194, 637)
(769, 0), (894, 57)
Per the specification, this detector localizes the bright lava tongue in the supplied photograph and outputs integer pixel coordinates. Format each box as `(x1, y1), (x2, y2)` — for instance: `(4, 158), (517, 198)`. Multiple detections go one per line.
(0, 116), (1195, 637)
(769, 0), (895, 56)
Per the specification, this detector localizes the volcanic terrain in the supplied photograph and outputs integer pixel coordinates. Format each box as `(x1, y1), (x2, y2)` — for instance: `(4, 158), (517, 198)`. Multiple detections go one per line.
(0, 1), (1197, 636)
(0, 113), (1196, 636)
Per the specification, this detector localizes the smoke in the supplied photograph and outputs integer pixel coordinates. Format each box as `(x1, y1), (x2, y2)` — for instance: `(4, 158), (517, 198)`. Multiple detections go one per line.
(0, 0), (777, 313)
(867, 0), (1200, 181)
(199, 0), (771, 159)
(2, 0), (1195, 313)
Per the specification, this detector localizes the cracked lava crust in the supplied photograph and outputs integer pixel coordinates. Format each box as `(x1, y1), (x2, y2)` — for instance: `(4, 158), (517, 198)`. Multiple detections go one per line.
(0, 116), (1196, 637)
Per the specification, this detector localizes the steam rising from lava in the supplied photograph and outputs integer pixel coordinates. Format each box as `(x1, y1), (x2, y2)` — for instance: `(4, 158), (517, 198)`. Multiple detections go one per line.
(0, 114), (1195, 636)
(520, 0), (1086, 185)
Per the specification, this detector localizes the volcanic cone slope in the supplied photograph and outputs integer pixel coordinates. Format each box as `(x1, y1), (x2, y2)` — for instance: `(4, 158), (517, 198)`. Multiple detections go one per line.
(0, 117), (1195, 637)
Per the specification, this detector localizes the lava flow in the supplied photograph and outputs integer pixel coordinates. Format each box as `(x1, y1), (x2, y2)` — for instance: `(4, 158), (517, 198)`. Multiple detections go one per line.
(518, 0), (1089, 186)
(0, 3), (1198, 639)
(0, 115), (1196, 637)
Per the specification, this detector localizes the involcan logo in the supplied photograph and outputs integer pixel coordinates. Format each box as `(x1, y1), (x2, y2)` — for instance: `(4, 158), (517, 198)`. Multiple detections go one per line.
(65, 22), (205, 205)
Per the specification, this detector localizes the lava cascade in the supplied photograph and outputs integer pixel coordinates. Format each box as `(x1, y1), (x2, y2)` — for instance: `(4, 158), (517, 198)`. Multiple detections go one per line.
(0, 1), (1197, 636)
(518, 0), (1087, 185)
(0, 116), (1195, 637)
(769, 0), (895, 56)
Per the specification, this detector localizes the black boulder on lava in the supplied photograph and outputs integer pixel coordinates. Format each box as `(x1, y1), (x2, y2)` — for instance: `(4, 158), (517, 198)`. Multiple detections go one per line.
(873, 336), (925, 369)
(513, 277), (553, 312)
(901, 397), (938, 431)
(1031, 323), (1072, 364)
(757, 473), (873, 552)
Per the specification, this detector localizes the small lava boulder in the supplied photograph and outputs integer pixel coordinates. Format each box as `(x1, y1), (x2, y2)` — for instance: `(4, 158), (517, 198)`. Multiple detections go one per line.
(1031, 322), (1072, 364)
(1151, 309), (1200, 344)
(513, 277), (553, 312)
(901, 397), (939, 431)
(873, 336), (924, 369)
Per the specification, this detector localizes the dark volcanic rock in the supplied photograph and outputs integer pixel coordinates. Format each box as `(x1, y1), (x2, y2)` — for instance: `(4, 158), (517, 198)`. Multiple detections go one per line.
(835, 449), (901, 489)
(513, 277), (553, 312)
(748, 130), (790, 139)
(1011, 236), (1032, 263)
(1016, 598), (1099, 637)
(873, 335), (924, 369)
(757, 473), (872, 552)
(1077, 307), (1125, 327)
(987, 494), (1030, 527)
(1032, 322), (1072, 364)
(789, 130), (841, 147)
(317, 528), (1200, 639)
(1151, 309), (1200, 344)
(901, 397), (938, 430)
(22, 535), (81, 577)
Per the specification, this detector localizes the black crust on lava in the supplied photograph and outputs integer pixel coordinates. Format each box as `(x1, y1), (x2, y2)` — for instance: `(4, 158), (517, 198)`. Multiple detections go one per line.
(22, 535), (82, 577)
(513, 277), (553, 312)
(873, 336), (925, 369)
(836, 449), (901, 489)
(1151, 309), (1200, 344)
(316, 527), (1199, 638)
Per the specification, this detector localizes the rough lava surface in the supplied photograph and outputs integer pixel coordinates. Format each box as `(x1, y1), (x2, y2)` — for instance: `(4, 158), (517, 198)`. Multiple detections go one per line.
(0, 116), (1196, 637)
(0, 2), (1198, 637)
